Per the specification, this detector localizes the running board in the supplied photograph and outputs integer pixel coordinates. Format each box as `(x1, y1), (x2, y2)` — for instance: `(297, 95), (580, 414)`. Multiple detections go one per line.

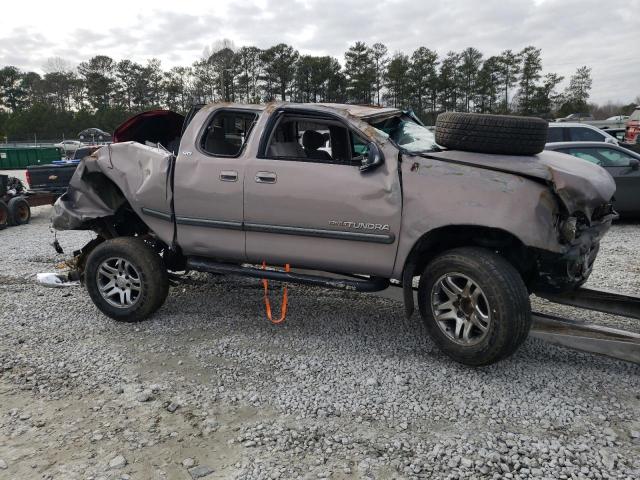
(186, 257), (389, 292)
(538, 287), (640, 320)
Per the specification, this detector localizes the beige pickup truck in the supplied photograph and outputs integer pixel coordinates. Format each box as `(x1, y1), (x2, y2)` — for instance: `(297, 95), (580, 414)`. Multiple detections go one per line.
(52, 103), (616, 366)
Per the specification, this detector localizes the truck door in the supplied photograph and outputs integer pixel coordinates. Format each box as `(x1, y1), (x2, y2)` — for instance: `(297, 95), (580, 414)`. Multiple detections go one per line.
(172, 107), (260, 260)
(243, 111), (401, 277)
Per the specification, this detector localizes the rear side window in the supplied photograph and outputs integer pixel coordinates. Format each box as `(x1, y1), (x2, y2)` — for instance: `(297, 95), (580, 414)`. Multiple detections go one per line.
(568, 127), (604, 142)
(547, 128), (564, 143)
(201, 110), (258, 157)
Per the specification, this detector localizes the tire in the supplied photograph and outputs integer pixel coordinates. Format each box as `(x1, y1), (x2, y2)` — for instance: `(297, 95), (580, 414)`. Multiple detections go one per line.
(7, 197), (31, 226)
(85, 237), (169, 322)
(417, 247), (531, 366)
(435, 112), (548, 156)
(0, 201), (8, 230)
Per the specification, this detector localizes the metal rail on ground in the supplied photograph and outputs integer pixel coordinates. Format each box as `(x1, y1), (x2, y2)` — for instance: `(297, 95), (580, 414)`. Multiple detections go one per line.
(373, 285), (640, 365)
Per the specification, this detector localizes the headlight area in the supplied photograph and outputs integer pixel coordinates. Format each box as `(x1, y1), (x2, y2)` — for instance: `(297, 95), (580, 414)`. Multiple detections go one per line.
(532, 207), (616, 293)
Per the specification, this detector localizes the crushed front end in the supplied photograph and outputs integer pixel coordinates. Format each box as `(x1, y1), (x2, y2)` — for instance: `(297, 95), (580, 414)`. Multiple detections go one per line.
(531, 203), (616, 292)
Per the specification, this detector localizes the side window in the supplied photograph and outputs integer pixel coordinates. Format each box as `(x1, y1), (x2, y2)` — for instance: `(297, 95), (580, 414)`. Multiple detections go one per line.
(547, 128), (564, 143)
(201, 110), (258, 157)
(351, 133), (369, 159)
(568, 127), (604, 142)
(265, 115), (359, 166)
(595, 148), (637, 167)
(559, 148), (602, 165)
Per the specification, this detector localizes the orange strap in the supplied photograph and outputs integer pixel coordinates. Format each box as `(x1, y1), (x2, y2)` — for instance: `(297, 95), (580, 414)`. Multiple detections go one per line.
(261, 262), (290, 324)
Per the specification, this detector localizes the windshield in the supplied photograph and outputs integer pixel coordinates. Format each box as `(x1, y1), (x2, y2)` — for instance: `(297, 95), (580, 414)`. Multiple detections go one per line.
(370, 115), (438, 153)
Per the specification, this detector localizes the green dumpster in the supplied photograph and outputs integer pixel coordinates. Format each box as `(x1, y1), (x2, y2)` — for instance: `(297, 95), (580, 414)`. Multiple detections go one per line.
(0, 146), (62, 169)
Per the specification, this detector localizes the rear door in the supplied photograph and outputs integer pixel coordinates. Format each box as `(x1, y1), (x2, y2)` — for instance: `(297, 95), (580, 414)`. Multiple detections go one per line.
(172, 107), (260, 260)
(243, 110), (401, 277)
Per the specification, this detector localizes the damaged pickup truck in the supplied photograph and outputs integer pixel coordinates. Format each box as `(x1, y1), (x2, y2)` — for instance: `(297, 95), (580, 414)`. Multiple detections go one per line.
(51, 104), (616, 366)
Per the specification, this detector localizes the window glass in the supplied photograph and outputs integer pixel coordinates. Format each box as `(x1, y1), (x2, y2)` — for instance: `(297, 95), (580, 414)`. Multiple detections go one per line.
(547, 128), (564, 143)
(559, 148), (602, 165)
(370, 115), (437, 153)
(265, 115), (358, 165)
(201, 110), (258, 156)
(595, 148), (637, 166)
(630, 109), (640, 121)
(568, 127), (604, 142)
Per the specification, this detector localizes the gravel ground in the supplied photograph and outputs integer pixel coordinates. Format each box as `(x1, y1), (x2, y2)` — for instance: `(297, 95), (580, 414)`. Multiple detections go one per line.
(0, 206), (639, 480)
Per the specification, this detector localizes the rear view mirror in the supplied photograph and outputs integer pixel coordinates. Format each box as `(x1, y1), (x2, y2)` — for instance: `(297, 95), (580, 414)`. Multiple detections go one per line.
(629, 159), (640, 170)
(360, 142), (385, 172)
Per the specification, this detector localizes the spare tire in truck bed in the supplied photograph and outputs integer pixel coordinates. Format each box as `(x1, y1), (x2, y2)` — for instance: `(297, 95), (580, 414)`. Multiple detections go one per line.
(435, 112), (548, 156)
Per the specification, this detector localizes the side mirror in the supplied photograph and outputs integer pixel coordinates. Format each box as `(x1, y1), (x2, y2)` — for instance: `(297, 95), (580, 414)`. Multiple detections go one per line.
(629, 158), (640, 170)
(360, 142), (385, 172)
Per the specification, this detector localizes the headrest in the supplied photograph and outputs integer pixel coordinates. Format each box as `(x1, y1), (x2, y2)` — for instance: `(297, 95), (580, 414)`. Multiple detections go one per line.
(302, 130), (326, 151)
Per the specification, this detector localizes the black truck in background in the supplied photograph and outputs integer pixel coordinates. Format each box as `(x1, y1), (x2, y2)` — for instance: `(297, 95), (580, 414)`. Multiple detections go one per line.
(26, 147), (99, 193)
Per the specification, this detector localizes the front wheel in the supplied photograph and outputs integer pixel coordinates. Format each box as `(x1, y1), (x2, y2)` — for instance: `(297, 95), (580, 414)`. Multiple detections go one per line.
(418, 247), (531, 366)
(85, 237), (169, 322)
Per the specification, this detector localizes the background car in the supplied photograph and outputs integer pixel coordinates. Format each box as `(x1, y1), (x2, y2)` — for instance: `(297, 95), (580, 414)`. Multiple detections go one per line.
(547, 122), (618, 144)
(602, 128), (626, 142)
(556, 113), (594, 122)
(54, 140), (83, 152)
(78, 128), (112, 143)
(625, 107), (640, 144)
(605, 115), (629, 122)
(545, 141), (640, 217)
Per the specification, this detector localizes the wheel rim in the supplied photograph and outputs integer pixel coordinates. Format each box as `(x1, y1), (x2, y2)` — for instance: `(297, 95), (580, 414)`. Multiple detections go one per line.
(430, 272), (491, 346)
(96, 257), (142, 308)
(17, 204), (29, 222)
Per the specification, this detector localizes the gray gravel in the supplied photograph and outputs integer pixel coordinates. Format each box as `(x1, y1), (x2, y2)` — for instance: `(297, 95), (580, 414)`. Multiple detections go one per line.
(0, 206), (639, 479)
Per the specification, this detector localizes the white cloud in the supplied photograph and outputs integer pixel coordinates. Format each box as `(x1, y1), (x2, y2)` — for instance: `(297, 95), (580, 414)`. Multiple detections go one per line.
(0, 0), (638, 103)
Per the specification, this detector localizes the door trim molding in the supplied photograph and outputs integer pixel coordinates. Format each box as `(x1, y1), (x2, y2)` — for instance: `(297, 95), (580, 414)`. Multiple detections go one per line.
(140, 208), (395, 244)
(244, 222), (395, 244)
(176, 216), (243, 230)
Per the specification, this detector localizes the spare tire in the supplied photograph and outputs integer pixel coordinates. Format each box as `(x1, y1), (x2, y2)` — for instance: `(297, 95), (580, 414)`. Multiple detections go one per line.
(435, 112), (548, 156)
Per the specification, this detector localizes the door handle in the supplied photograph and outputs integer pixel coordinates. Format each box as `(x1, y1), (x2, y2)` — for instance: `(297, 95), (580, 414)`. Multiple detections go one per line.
(255, 171), (277, 184)
(220, 170), (238, 182)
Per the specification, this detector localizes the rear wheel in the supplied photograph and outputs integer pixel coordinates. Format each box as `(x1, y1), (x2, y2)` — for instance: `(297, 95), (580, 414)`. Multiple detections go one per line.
(85, 237), (169, 322)
(0, 201), (8, 230)
(418, 247), (531, 366)
(8, 197), (31, 226)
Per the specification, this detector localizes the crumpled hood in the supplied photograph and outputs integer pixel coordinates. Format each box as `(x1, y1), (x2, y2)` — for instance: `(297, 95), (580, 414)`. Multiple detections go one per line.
(426, 149), (616, 219)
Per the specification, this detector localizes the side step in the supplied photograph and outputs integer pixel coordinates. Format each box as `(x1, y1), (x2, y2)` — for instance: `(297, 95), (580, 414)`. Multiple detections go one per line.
(539, 287), (640, 320)
(186, 257), (389, 292)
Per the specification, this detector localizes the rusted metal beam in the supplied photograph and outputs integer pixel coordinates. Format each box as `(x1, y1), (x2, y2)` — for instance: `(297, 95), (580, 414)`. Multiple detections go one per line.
(530, 312), (640, 364)
(538, 287), (640, 320)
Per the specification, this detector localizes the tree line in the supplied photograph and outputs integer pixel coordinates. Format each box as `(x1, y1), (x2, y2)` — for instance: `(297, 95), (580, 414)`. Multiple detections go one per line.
(0, 39), (627, 141)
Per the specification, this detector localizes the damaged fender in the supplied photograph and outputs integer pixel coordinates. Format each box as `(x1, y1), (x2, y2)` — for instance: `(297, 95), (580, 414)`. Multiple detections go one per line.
(52, 142), (175, 245)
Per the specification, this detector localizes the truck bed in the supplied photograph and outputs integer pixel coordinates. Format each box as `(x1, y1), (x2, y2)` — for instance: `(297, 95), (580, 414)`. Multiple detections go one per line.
(26, 162), (78, 193)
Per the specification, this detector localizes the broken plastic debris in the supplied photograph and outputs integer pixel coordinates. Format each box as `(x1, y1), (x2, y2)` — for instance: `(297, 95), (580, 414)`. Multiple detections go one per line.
(36, 272), (79, 288)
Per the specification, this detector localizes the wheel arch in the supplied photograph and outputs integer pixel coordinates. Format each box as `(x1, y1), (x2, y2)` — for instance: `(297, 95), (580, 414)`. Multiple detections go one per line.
(400, 224), (535, 318)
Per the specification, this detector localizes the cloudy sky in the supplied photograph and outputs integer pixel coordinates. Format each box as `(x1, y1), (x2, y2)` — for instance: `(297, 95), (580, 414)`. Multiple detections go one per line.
(0, 0), (638, 104)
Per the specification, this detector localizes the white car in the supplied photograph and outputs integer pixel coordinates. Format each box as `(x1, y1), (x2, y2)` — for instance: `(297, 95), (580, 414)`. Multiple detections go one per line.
(54, 140), (84, 152)
(605, 115), (629, 122)
(547, 122), (618, 145)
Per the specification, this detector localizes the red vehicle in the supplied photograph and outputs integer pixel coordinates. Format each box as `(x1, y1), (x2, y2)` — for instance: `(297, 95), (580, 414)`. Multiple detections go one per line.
(625, 107), (640, 144)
